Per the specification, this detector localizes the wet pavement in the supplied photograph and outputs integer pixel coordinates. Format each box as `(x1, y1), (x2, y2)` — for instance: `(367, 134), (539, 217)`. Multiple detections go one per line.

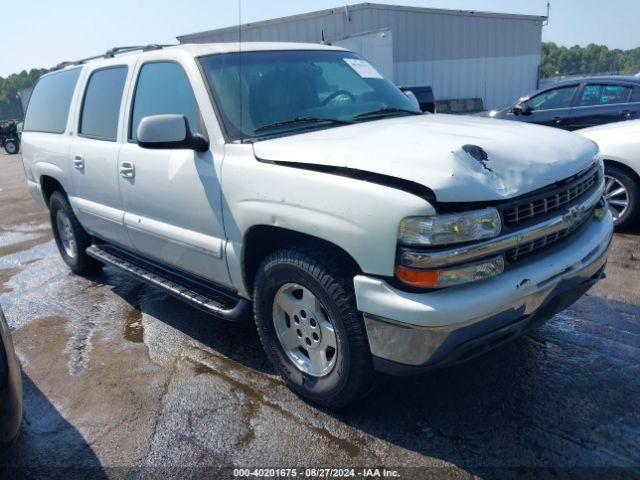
(0, 151), (638, 479)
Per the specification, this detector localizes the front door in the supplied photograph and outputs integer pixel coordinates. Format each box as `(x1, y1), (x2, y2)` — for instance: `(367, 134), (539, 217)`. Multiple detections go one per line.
(515, 84), (579, 129)
(117, 61), (231, 286)
(68, 65), (133, 248)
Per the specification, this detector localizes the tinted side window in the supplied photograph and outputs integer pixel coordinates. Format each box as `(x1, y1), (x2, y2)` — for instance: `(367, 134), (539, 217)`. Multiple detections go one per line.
(130, 62), (203, 141)
(23, 68), (81, 134)
(80, 67), (128, 140)
(630, 87), (640, 103)
(525, 86), (577, 111)
(579, 84), (631, 106)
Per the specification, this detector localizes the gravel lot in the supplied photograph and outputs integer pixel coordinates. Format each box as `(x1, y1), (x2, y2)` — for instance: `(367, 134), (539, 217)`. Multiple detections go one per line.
(0, 151), (638, 479)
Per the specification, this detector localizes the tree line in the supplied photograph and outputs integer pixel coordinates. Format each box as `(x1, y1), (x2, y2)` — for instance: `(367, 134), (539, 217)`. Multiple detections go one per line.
(541, 42), (640, 78)
(0, 68), (48, 119)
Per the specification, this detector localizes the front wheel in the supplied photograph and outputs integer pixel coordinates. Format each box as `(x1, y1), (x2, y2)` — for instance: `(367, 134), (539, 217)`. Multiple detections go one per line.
(49, 191), (102, 275)
(253, 248), (373, 409)
(604, 165), (639, 229)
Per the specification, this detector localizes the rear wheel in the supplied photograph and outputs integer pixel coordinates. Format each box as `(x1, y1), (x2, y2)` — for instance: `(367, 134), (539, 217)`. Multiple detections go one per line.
(604, 165), (639, 229)
(253, 248), (373, 409)
(4, 139), (18, 155)
(49, 191), (102, 275)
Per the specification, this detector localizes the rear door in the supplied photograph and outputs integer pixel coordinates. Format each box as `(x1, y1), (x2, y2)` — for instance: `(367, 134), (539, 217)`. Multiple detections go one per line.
(117, 57), (231, 287)
(518, 84), (579, 129)
(569, 82), (634, 129)
(68, 61), (134, 248)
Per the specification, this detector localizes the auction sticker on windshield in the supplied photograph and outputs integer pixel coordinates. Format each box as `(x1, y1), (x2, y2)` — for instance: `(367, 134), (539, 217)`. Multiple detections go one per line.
(343, 58), (383, 79)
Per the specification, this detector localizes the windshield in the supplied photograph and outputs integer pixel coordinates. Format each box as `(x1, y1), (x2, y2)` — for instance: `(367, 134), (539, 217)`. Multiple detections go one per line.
(199, 50), (421, 141)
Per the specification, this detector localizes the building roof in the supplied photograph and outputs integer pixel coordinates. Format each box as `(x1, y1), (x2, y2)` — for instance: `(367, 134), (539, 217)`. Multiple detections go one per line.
(178, 2), (547, 42)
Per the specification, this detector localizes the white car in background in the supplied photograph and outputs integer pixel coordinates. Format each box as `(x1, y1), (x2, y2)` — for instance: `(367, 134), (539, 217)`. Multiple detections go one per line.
(579, 119), (640, 228)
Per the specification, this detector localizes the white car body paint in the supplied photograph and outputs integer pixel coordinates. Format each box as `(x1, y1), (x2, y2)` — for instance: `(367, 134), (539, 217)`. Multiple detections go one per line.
(578, 119), (640, 176)
(253, 113), (598, 202)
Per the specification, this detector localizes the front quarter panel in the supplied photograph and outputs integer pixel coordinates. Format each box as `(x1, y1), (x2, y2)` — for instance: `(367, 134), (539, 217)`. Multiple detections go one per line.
(221, 144), (434, 296)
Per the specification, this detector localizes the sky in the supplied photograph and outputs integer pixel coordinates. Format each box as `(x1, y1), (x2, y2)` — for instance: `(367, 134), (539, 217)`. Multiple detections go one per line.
(2, 0), (639, 77)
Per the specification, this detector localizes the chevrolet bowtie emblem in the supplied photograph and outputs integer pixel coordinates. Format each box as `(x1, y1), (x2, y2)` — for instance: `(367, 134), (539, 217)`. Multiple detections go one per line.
(562, 205), (584, 229)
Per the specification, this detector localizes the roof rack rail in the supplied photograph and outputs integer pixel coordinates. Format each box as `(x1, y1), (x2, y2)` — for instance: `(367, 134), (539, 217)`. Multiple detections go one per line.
(51, 44), (175, 71)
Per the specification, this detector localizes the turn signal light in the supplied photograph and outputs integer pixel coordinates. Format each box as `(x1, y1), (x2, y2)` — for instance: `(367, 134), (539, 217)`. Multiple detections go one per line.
(396, 255), (505, 288)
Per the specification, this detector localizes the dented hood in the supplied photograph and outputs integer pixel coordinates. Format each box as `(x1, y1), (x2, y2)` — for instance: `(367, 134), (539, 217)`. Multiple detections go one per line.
(252, 114), (598, 202)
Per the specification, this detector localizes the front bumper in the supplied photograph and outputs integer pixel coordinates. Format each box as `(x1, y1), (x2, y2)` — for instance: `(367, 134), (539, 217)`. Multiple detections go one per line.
(354, 209), (614, 375)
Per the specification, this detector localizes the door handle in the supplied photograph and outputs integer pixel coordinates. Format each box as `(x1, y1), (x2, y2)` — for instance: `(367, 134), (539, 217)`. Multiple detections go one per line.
(120, 161), (135, 179)
(73, 155), (84, 170)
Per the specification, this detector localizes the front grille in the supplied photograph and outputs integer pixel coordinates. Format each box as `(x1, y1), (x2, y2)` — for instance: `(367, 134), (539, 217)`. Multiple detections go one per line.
(502, 166), (599, 228)
(506, 206), (594, 262)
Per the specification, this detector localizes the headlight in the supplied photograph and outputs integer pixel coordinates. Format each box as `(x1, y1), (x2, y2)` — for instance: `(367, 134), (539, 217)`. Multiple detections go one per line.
(398, 208), (501, 246)
(396, 255), (505, 288)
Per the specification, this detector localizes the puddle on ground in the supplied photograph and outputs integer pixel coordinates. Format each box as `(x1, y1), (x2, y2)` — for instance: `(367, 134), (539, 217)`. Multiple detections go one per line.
(0, 266), (22, 293)
(190, 359), (362, 457)
(0, 235), (53, 258)
(124, 308), (144, 343)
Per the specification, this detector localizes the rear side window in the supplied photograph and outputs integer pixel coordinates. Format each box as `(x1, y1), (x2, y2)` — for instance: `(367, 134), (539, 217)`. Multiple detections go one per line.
(23, 68), (81, 134)
(579, 84), (631, 106)
(80, 66), (128, 140)
(631, 87), (640, 103)
(129, 62), (203, 141)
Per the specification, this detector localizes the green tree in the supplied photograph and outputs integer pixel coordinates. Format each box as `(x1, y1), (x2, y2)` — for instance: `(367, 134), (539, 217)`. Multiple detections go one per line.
(541, 42), (640, 78)
(0, 68), (48, 118)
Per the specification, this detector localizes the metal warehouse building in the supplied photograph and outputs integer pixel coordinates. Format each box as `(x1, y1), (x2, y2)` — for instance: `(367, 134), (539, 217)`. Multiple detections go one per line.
(178, 3), (546, 110)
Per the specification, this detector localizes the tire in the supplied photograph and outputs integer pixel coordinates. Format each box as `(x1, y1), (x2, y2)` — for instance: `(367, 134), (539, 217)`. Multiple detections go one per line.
(4, 139), (18, 155)
(253, 248), (373, 409)
(49, 191), (102, 275)
(604, 165), (640, 229)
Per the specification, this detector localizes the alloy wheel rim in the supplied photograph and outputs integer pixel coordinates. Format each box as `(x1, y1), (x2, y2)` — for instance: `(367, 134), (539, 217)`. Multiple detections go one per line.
(56, 210), (77, 258)
(272, 283), (338, 377)
(5, 142), (16, 154)
(604, 174), (629, 223)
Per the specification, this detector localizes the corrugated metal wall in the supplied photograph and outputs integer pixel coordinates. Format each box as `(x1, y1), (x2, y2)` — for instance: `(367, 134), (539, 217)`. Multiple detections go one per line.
(178, 4), (543, 109)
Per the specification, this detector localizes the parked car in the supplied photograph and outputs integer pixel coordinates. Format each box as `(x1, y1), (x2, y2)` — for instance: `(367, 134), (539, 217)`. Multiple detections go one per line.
(578, 119), (640, 228)
(0, 306), (22, 450)
(479, 76), (640, 130)
(22, 43), (613, 408)
(399, 85), (436, 113)
(0, 120), (20, 155)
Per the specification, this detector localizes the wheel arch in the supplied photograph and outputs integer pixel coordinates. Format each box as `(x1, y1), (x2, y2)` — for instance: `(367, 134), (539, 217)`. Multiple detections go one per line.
(242, 225), (362, 295)
(603, 159), (640, 187)
(40, 175), (66, 208)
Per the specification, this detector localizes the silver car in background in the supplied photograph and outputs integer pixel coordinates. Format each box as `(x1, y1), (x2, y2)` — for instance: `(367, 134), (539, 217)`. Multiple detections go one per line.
(579, 119), (640, 228)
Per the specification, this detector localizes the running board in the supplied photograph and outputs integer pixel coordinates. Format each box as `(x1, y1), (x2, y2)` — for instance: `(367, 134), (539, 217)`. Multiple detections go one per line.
(86, 244), (249, 322)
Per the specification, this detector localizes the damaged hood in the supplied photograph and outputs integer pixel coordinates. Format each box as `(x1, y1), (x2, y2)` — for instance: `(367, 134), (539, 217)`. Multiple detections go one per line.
(252, 114), (598, 202)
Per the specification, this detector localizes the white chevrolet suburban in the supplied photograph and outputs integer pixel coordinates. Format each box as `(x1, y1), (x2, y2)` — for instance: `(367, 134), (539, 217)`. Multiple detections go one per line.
(22, 43), (613, 408)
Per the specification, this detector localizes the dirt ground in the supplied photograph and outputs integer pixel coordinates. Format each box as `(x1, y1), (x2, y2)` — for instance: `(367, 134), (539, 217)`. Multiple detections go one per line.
(0, 151), (638, 479)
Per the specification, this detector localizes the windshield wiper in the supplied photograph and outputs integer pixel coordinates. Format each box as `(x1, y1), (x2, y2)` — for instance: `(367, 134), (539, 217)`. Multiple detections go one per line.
(254, 117), (352, 133)
(353, 107), (422, 120)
